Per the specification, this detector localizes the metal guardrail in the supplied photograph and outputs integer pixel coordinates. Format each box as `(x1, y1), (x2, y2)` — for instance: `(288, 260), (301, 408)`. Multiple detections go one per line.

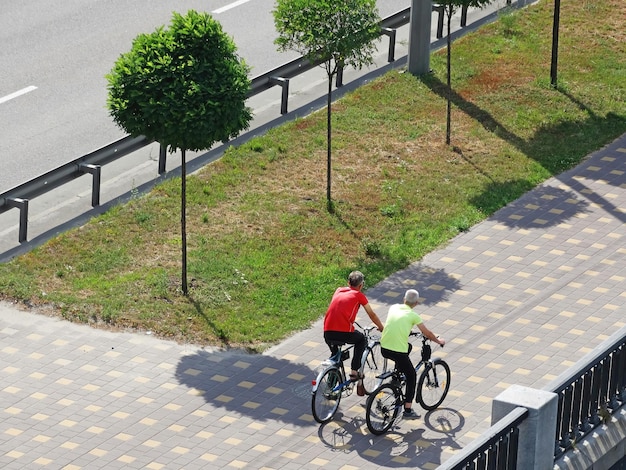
(0, 7), (425, 243)
(0, 135), (150, 242)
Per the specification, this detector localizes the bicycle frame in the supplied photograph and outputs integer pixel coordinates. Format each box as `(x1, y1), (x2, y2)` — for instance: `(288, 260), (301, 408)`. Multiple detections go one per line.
(366, 332), (450, 433)
(311, 346), (353, 394)
(359, 327), (384, 371)
(377, 335), (443, 395)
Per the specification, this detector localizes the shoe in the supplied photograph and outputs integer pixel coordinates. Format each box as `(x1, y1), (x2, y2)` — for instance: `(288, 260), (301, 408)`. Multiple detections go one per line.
(349, 371), (365, 382)
(403, 409), (419, 419)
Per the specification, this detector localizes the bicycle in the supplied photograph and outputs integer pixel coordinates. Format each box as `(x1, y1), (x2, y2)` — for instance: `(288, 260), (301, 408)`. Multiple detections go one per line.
(311, 323), (388, 424)
(359, 323), (388, 395)
(365, 331), (450, 435)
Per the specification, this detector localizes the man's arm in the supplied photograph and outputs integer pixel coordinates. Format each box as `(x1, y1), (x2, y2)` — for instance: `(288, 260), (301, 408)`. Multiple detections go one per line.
(417, 323), (445, 346)
(363, 304), (384, 331)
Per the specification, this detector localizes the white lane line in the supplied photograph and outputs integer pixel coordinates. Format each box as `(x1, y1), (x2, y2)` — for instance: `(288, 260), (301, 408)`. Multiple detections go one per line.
(212, 0), (252, 14)
(0, 86), (38, 105)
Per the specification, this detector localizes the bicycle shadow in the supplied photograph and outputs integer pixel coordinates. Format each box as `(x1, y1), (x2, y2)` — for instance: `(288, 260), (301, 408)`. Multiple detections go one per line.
(317, 407), (466, 468)
(175, 348), (319, 426)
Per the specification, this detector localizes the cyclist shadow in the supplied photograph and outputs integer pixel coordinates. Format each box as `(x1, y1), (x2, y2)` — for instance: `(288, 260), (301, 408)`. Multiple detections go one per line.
(175, 347), (321, 425)
(317, 407), (466, 468)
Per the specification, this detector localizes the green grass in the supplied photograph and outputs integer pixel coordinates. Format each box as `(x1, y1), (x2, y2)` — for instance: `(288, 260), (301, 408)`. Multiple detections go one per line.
(0, 0), (624, 351)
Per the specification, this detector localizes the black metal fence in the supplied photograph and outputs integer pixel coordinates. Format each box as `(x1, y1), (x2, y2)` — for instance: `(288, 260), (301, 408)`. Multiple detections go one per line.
(549, 330), (626, 458)
(438, 327), (626, 469)
(436, 407), (528, 470)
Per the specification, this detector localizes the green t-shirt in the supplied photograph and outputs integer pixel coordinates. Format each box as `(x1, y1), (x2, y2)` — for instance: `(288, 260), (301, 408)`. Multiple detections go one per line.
(380, 303), (422, 353)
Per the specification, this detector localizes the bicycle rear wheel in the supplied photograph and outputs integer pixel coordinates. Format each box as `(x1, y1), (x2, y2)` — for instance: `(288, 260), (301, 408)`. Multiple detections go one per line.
(311, 367), (342, 423)
(359, 342), (388, 395)
(365, 384), (401, 435)
(416, 359), (450, 410)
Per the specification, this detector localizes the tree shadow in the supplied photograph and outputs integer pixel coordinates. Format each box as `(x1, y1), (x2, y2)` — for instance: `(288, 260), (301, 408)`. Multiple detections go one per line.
(420, 74), (626, 226)
(368, 264), (462, 307)
(470, 181), (591, 229)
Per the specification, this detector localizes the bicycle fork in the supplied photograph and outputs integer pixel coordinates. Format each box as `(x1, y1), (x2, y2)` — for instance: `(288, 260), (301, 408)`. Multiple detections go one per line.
(420, 361), (440, 387)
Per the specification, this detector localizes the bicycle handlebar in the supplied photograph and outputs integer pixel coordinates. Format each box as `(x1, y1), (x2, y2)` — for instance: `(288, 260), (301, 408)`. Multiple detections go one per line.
(354, 321), (377, 334)
(409, 331), (444, 347)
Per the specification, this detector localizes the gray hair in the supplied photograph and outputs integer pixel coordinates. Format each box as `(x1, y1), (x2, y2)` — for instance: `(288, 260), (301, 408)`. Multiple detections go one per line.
(404, 289), (420, 305)
(348, 271), (364, 287)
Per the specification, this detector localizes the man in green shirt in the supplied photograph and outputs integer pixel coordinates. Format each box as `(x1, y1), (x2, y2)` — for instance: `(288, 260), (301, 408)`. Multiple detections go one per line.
(380, 289), (446, 419)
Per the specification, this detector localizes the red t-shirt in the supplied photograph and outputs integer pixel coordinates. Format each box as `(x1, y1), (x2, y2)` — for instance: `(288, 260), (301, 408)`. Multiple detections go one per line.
(323, 287), (369, 332)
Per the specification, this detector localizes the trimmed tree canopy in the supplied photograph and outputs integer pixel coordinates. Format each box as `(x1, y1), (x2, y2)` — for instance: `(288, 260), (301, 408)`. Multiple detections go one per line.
(106, 10), (252, 152)
(273, 0), (381, 210)
(274, 0), (380, 71)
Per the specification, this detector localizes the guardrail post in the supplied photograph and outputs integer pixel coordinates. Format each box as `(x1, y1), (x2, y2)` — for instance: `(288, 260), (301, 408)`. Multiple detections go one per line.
(79, 163), (102, 207)
(158, 143), (167, 175)
(433, 4), (444, 39)
(269, 77), (290, 115)
(380, 27), (397, 62)
(336, 65), (344, 88)
(6, 198), (29, 243)
(461, 5), (468, 27)
(493, 385), (558, 470)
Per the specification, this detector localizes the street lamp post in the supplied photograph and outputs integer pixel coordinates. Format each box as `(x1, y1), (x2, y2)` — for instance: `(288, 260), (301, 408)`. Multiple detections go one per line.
(407, 0), (432, 75)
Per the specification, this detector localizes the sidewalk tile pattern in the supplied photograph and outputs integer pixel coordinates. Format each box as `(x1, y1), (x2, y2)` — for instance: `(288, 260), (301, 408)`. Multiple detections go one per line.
(0, 133), (625, 469)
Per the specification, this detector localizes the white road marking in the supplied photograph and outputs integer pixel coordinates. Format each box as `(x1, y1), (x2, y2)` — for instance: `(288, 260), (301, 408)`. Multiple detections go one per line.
(0, 86), (37, 105)
(212, 0), (252, 14)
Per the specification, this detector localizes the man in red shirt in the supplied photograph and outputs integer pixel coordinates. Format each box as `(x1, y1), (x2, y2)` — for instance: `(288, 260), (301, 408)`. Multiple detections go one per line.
(323, 271), (384, 381)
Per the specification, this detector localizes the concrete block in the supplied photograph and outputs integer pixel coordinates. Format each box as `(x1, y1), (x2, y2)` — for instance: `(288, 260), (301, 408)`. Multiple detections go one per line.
(493, 384), (558, 470)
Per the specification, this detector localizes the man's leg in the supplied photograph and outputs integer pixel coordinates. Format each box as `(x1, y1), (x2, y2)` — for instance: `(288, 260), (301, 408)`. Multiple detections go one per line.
(323, 331), (341, 357)
(382, 348), (417, 414)
(324, 331), (366, 377)
(348, 330), (366, 374)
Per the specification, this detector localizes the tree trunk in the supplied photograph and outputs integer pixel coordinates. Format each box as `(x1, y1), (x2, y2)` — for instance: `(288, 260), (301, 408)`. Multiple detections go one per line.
(550, 0), (561, 88)
(446, 8), (453, 146)
(326, 74), (333, 212)
(181, 148), (188, 295)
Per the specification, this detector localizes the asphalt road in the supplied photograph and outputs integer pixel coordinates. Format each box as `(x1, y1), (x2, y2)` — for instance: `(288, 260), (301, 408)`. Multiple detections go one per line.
(0, 0), (409, 193)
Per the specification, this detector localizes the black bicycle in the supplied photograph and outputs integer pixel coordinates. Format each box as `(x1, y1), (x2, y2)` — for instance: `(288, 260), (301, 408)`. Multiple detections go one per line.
(365, 332), (450, 434)
(311, 323), (388, 424)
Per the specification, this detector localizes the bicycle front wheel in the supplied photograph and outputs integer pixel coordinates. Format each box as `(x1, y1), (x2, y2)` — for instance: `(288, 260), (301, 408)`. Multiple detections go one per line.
(365, 384), (402, 435)
(416, 359), (451, 410)
(311, 367), (342, 423)
(359, 342), (388, 395)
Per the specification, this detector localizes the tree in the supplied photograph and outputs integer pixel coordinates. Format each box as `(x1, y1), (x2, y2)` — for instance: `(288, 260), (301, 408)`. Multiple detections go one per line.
(441, 0), (494, 145)
(106, 10), (252, 294)
(273, 0), (380, 212)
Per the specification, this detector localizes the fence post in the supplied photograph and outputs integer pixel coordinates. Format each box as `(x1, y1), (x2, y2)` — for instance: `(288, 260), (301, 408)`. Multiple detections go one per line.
(492, 385), (558, 470)
(380, 27), (397, 62)
(269, 77), (290, 115)
(6, 198), (29, 243)
(78, 163), (102, 207)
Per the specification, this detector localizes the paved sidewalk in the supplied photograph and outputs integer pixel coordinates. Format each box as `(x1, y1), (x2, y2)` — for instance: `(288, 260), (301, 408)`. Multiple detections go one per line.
(0, 132), (625, 469)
